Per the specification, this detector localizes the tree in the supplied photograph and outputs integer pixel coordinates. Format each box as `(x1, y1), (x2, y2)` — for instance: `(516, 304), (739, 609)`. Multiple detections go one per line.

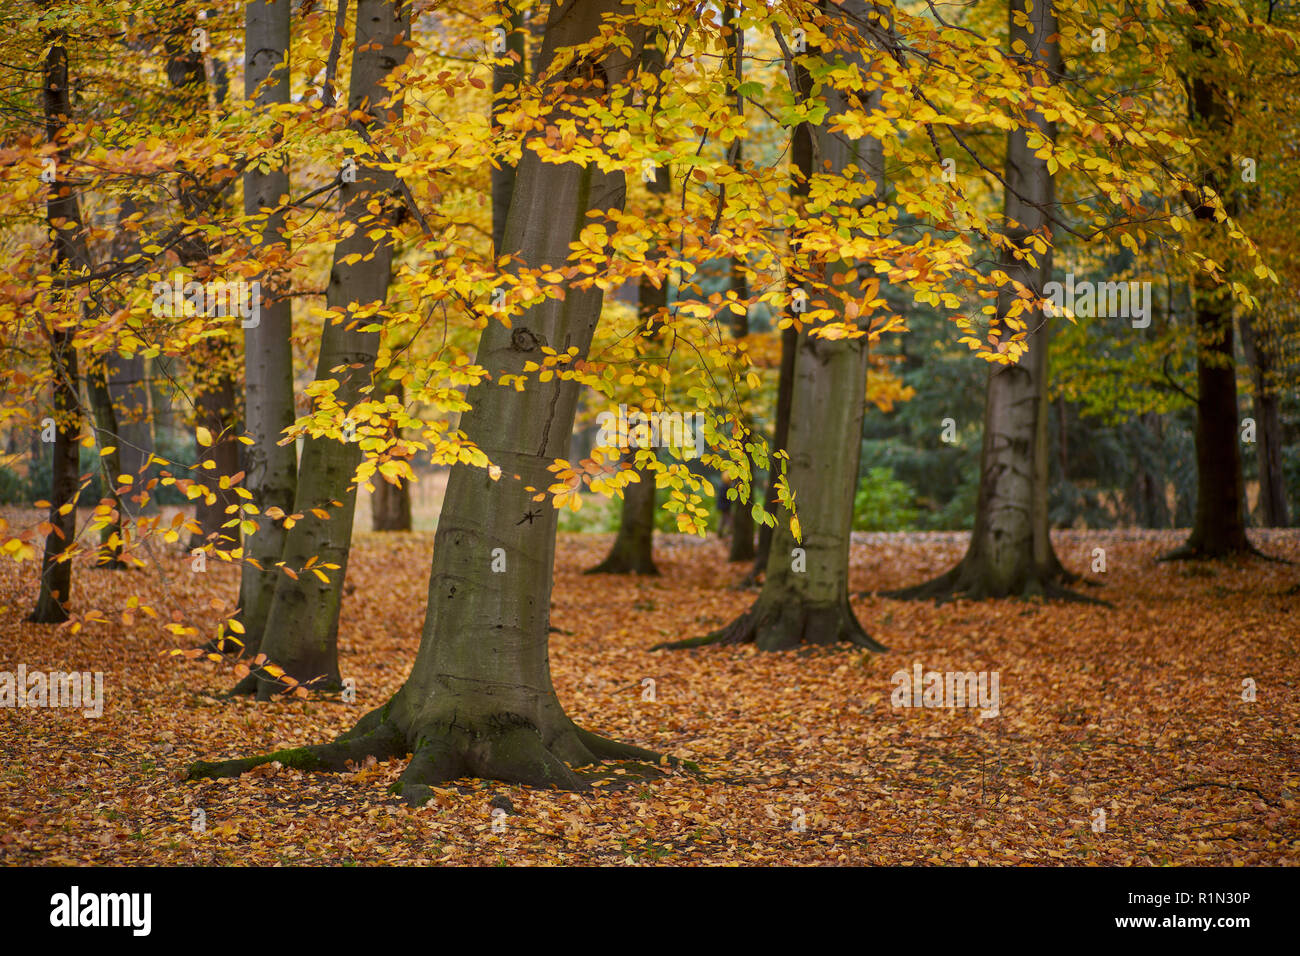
(1160, 0), (1256, 560)
(236, 0), (299, 646)
(30, 20), (88, 624)
(237, 0), (410, 697)
(191, 0), (669, 798)
(885, 0), (1081, 601)
(659, 0), (889, 650)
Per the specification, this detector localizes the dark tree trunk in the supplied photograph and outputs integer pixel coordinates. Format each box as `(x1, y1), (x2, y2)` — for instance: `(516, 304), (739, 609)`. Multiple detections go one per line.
(371, 380), (412, 532)
(586, 29), (670, 576)
(749, 325), (796, 580)
(165, 21), (243, 554)
(723, 1), (755, 565)
(85, 366), (127, 568)
(1161, 0), (1256, 559)
(31, 28), (86, 624)
(1240, 311), (1290, 527)
(188, 358), (241, 551)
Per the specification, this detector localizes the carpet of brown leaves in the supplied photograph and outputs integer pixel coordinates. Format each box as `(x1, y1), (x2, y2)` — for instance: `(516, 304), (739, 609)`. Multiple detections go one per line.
(2, 522), (1297, 865)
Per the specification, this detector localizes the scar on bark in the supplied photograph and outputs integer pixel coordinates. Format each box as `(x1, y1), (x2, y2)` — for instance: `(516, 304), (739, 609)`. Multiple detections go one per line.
(186, 699), (698, 805)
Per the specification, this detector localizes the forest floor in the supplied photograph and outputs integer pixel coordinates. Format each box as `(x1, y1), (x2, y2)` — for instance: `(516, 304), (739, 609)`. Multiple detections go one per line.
(1, 521), (1298, 865)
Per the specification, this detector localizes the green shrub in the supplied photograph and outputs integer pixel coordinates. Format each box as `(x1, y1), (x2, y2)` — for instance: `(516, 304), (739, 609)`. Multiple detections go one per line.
(852, 466), (920, 531)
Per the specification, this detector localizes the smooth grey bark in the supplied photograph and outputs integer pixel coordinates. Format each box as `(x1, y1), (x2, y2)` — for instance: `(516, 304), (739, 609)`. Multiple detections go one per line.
(31, 27), (86, 624)
(240, 0), (409, 698)
(886, 0), (1081, 601)
(192, 0), (668, 795)
(660, 0), (886, 650)
(236, 0), (299, 653)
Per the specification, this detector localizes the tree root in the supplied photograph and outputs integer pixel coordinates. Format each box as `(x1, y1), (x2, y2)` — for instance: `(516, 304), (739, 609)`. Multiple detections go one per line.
(186, 720), (407, 781)
(877, 560), (1110, 607)
(653, 596), (886, 652)
(1157, 541), (1288, 564)
(186, 701), (677, 806)
(584, 555), (659, 576)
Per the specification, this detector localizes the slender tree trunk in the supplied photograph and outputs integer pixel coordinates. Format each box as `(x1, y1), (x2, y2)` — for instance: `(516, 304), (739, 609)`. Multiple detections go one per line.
(724, 2), (755, 564)
(370, 378), (412, 532)
(236, 0), (299, 653)
(491, 0), (526, 255)
(188, 366), (241, 550)
(886, 0), (1080, 601)
(586, 28), (671, 576)
(165, 22), (243, 552)
(1161, 0), (1255, 559)
(243, 0), (408, 698)
(748, 325), (796, 581)
(1240, 311), (1290, 527)
(191, 0), (664, 796)
(660, 0), (886, 650)
(85, 366), (127, 568)
(31, 27), (86, 624)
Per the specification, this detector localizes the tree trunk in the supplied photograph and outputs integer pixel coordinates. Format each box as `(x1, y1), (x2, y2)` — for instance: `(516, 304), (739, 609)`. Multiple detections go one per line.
(164, 23), (243, 553)
(586, 29), (670, 576)
(587, 454), (658, 575)
(241, 0), (408, 698)
(660, 0), (886, 650)
(1240, 311), (1290, 527)
(236, 0), (299, 653)
(188, 360), (241, 550)
(85, 366), (127, 568)
(885, 0), (1080, 601)
(724, 2), (755, 564)
(748, 325), (796, 580)
(30, 28), (86, 624)
(370, 379), (412, 532)
(1161, 0), (1255, 559)
(191, 0), (664, 797)
(491, 0), (526, 255)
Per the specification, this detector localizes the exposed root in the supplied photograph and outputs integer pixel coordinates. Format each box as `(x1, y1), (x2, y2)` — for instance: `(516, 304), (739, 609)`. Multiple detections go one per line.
(584, 559), (660, 576)
(653, 596), (886, 652)
(1157, 541), (1287, 564)
(878, 558), (1107, 606)
(186, 720), (406, 781)
(186, 700), (673, 806)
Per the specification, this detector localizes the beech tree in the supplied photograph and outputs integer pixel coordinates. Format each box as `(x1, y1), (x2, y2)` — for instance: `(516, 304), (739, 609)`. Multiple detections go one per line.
(236, 0), (299, 645)
(660, 0), (889, 650)
(888, 0), (1076, 600)
(236, 0), (410, 697)
(191, 0), (667, 796)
